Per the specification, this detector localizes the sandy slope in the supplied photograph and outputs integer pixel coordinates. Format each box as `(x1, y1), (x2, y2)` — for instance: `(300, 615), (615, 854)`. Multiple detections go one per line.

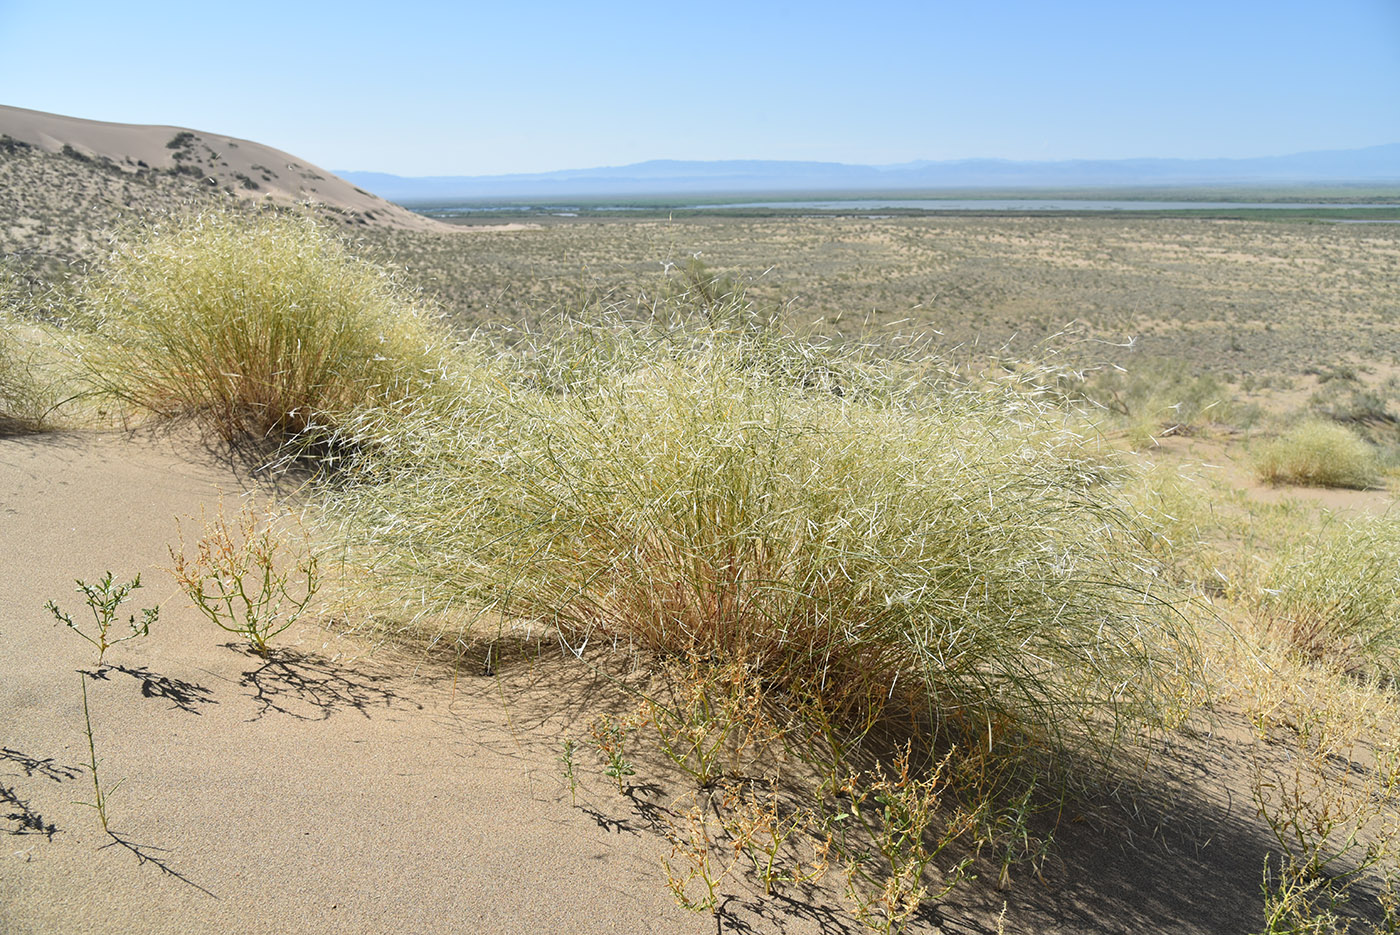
(0, 429), (728, 935)
(0, 105), (447, 233)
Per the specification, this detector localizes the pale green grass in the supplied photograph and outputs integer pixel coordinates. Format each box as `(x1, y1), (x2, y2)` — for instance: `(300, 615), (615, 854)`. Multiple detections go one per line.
(76, 207), (455, 442)
(324, 283), (1200, 763)
(1255, 419), (1382, 489)
(0, 308), (67, 433)
(1242, 509), (1400, 675)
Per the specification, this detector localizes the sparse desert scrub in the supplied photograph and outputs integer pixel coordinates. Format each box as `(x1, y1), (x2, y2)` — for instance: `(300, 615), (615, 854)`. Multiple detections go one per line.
(75, 207), (455, 443)
(324, 284), (1200, 772)
(1255, 419), (1382, 489)
(1067, 356), (1237, 447)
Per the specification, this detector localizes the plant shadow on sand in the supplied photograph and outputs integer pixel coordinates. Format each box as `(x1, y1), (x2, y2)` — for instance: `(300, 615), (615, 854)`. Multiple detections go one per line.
(234, 645), (421, 722)
(931, 717), (1357, 935)
(2, 783), (58, 839)
(1, 746), (78, 840)
(82, 664), (217, 715)
(1, 746), (81, 782)
(99, 829), (219, 899)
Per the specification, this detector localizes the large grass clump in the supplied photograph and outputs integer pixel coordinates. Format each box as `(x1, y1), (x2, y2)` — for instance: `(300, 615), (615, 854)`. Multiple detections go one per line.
(325, 287), (1199, 763)
(78, 207), (452, 442)
(1255, 419), (1382, 489)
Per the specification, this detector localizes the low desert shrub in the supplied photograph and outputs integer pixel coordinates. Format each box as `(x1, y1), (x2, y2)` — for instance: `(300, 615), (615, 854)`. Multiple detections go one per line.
(1255, 420), (1381, 489)
(77, 207), (453, 443)
(325, 289), (1199, 767)
(1308, 374), (1399, 426)
(1067, 357), (1235, 446)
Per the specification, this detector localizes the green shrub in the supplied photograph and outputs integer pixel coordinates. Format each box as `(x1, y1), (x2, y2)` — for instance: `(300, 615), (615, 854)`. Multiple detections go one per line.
(78, 207), (452, 442)
(1308, 377), (1399, 426)
(326, 292), (1199, 764)
(1255, 420), (1382, 489)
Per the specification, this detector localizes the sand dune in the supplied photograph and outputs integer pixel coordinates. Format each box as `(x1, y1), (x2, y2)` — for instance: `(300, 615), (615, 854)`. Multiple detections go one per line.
(0, 428), (727, 934)
(0, 105), (447, 233)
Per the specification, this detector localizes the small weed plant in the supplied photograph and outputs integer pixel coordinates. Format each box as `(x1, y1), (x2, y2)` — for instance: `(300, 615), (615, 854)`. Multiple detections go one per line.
(46, 571), (158, 666)
(170, 499), (320, 656)
(833, 749), (975, 934)
(717, 781), (829, 896)
(644, 659), (778, 789)
(588, 714), (638, 795)
(558, 739), (579, 806)
(662, 798), (738, 914)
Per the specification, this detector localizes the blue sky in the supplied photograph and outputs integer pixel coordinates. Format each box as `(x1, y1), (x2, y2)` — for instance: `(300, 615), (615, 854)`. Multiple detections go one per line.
(2, 0), (1397, 176)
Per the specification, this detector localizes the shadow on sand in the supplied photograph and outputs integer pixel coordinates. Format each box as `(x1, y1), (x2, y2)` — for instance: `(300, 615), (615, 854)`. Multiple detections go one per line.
(237, 645), (422, 721)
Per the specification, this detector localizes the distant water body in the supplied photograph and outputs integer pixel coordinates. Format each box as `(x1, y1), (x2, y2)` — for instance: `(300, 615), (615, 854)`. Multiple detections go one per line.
(419, 199), (1400, 217)
(683, 199), (1400, 212)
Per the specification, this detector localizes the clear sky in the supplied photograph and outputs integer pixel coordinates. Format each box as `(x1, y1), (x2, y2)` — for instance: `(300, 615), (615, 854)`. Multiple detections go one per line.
(1, 0), (1397, 176)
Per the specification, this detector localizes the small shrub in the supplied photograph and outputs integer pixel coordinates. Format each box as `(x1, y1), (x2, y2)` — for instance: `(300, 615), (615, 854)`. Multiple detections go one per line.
(79, 207), (452, 443)
(1255, 420), (1381, 489)
(169, 499), (319, 656)
(1309, 379), (1398, 426)
(1068, 357), (1234, 444)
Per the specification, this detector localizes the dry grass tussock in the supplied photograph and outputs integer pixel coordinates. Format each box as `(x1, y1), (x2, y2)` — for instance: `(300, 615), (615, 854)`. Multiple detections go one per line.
(1255, 419), (1383, 490)
(322, 273), (1201, 770)
(72, 207), (456, 442)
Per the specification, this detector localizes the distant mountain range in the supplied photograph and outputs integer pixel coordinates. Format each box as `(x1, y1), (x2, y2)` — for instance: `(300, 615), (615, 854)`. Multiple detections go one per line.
(340, 145), (1400, 202)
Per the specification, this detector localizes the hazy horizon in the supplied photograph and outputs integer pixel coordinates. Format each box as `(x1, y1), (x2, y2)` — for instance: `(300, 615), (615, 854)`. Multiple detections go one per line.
(336, 143), (1400, 180)
(3, 0), (1398, 177)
